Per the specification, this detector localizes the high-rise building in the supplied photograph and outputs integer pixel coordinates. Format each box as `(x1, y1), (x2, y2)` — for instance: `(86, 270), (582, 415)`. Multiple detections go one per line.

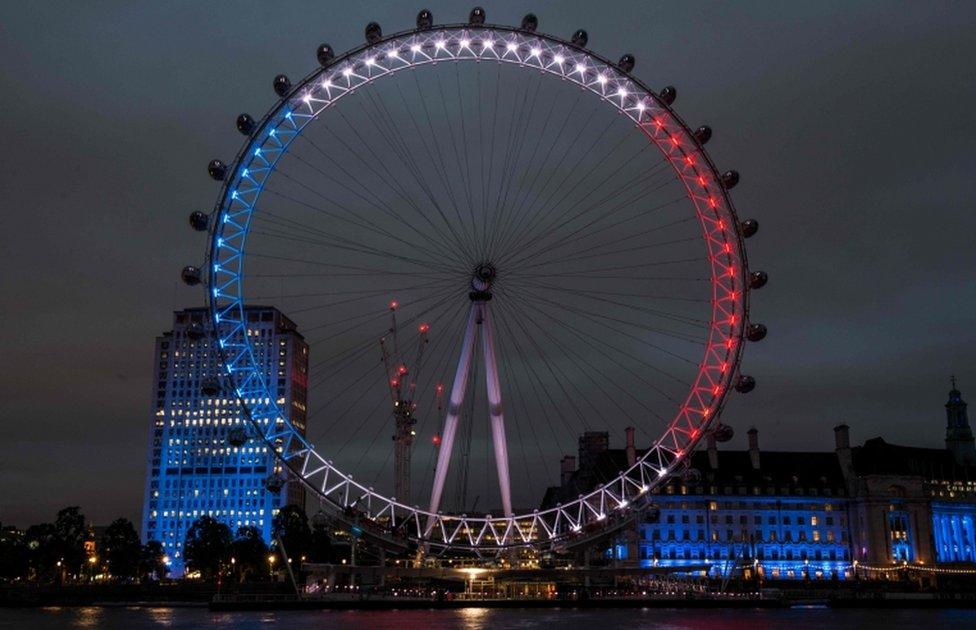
(141, 306), (308, 575)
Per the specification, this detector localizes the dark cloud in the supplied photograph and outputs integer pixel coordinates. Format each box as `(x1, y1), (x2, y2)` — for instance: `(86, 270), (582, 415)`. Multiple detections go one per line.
(1, 1), (974, 527)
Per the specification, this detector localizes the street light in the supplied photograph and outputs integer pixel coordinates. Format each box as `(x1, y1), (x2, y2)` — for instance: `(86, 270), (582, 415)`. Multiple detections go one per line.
(87, 555), (99, 582)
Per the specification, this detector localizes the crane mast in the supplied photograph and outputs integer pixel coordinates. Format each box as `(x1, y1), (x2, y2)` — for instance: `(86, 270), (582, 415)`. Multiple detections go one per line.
(379, 300), (429, 505)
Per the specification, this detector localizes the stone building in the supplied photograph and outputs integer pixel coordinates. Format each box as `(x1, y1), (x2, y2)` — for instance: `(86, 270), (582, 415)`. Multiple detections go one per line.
(543, 383), (976, 579)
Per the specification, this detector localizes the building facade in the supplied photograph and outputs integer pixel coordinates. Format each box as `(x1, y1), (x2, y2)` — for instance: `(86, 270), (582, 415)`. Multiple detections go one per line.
(141, 307), (308, 575)
(544, 384), (976, 581)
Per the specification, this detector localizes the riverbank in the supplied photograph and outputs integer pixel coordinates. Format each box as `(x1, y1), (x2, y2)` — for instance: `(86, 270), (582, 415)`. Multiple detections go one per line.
(206, 592), (976, 611)
(209, 593), (788, 611)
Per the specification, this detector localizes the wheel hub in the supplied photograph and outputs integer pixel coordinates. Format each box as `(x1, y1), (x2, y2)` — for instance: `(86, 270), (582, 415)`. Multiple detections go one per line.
(469, 262), (496, 300)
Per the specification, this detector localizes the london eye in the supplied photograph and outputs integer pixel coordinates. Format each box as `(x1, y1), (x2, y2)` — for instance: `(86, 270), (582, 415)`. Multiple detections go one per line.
(182, 7), (766, 552)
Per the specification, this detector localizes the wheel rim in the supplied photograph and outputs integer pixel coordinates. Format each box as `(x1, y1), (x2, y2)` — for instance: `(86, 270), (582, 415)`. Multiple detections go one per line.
(204, 24), (750, 550)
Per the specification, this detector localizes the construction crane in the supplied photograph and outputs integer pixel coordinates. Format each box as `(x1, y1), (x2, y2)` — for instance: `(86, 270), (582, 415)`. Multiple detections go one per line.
(379, 300), (430, 506)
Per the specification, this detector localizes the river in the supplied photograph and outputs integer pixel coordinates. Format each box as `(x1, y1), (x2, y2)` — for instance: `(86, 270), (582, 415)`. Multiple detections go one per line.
(0, 606), (973, 629)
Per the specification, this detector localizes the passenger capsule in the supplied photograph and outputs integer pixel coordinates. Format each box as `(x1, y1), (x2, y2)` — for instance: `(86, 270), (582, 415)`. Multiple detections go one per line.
(735, 374), (756, 393)
(749, 270), (768, 289)
(273, 74), (291, 97)
(316, 43), (335, 66)
(721, 169), (740, 189)
(618, 54), (635, 73)
(181, 265), (202, 286)
(227, 427), (248, 447)
(236, 113), (255, 135)
(185, 322), (205, 340)
(469, 7), (486, 25)
(416, 9), (433, 30)
(713, 423), (734, 442)
(659, 85), (676, 106)
(200, 378), (221, 396)
(740, 219), (759, 238)
(694, 125), (712, 145)
(188, 211), (209, 232)
(571, 29), (588, 47)
(207, 159), (226, 181)
(746, 323), (767, 342)
(521, 13), (538, 32)
(365, 21), (382, 44)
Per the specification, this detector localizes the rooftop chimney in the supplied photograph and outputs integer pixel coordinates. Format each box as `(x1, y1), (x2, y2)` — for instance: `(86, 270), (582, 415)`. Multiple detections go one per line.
(578, 431), (609, 472)
(560, 455), (576, 487)
(625, 426), (636, 467)
(747, 427), (760, 470)
(834, 423), (850, 449)
(834, 423), (853, 481)
(707, 431), (718, 470)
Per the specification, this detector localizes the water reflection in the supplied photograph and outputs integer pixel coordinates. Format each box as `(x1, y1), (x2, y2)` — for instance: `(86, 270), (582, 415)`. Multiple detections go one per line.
(3, 607), (976, 630)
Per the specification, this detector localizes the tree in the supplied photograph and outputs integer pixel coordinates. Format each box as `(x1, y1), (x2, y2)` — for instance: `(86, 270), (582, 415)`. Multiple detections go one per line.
(229, 526), (268, 582)
(309, 515), (335, 564)
(54, 507), (87, 576)
(0, 529), (29, 581)
(100, 518), (141, 580)
(139, 540), (168, 582)
(183, 516), (231, 580)
(272, 505), (311, 568)
(24, 523), (59, 582)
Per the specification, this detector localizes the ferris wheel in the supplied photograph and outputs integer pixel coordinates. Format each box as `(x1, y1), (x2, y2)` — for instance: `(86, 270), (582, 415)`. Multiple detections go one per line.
(181, 7), (767, 552)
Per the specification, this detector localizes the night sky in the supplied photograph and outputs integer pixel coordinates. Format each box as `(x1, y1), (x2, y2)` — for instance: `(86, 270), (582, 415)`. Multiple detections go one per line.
(1, 1), (974, 528)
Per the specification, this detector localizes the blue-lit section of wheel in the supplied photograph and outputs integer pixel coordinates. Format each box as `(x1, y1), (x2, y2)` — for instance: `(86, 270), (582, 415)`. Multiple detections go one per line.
(190, 13), (763, 551)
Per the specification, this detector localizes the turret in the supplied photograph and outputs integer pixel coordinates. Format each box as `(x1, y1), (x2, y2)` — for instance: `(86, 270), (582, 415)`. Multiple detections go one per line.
(946, 378), (976, 466)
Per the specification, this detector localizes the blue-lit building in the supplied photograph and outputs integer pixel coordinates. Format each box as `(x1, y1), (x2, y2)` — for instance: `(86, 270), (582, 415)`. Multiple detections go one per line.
(640, 433), (853, 580)
(544, 383), (976, 581)
(845, 386), (976, 569)
(141, 307), (308, 575)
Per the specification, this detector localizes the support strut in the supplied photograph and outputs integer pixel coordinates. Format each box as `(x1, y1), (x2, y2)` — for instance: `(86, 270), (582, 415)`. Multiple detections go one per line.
(427, 278), (514, 533)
